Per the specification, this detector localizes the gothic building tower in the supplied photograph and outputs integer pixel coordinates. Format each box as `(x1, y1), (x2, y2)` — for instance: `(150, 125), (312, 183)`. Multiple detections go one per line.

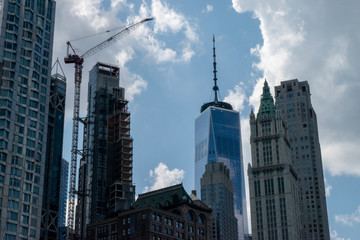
(249, 80), (301, 240)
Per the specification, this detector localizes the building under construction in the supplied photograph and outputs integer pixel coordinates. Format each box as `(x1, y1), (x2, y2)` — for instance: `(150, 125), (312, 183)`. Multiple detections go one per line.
(75, 62), (135, 237)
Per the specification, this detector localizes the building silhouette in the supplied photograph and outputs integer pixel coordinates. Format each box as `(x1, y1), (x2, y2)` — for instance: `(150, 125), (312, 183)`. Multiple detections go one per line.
(58, 158), (69, 228)
(41, 71), (67, 239)
(201, 161), (238, 239)
(275, 79), (330, 240)
(195, 36), (247, 239)
(86, 184), (212, 240)
(0, 0), (56, 238)
(75, 62), (135, 235)
(248, 80), (301, 240)
(58, 158), (69, 240)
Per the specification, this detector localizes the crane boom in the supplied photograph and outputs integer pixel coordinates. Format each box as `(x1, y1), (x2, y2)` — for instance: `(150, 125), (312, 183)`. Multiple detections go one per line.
(64, 17), (153, 240)
(81, 18), (153, 59)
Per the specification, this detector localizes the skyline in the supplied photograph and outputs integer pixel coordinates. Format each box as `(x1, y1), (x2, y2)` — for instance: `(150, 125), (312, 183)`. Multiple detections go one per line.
(52, 1), (360, 239)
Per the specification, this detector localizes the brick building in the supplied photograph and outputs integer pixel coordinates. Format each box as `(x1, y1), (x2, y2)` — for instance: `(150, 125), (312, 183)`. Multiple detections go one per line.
(86, 184), (212, 240)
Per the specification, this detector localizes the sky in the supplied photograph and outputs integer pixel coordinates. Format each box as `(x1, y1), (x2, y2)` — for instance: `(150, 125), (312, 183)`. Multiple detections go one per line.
(52, 0), (360, 239)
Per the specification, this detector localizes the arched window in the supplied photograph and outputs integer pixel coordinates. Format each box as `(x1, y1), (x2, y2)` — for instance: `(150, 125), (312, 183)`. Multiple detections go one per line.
(198, 214), (205, 225)
(187, 211), (194, 221)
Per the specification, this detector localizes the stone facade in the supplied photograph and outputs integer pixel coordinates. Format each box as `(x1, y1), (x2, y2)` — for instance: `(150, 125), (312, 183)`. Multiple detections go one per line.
(248, 81), (301, 240)
(275, 79), (330, 240)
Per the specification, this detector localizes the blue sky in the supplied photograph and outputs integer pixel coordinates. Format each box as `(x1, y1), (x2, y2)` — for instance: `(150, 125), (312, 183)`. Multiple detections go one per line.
(53, 0), (360, 239)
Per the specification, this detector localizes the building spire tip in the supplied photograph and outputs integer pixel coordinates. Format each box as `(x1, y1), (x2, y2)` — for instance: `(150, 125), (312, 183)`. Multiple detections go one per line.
(212, 35), (218, 103)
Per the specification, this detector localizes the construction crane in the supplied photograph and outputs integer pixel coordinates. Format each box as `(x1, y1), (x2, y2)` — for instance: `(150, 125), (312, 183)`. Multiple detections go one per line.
(64, 17), (153, 239)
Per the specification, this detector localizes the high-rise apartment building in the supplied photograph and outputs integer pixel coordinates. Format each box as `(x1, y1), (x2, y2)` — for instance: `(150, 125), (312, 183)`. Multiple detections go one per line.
(201, 161), (238, 240)
(248, 80), (301, 240)
(0, 0), (56, 239)
(76, 62), (135, 234)
(275, 79), (330, 240)
(41, 71), (67, 240)
(195, 37), (247, 239)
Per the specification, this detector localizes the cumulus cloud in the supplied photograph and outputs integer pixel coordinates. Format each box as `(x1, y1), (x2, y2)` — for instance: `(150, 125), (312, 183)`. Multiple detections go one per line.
(240, 117), (251, 232)
(53, 0), (199, 123)
(223, 83), (247, 111)
(330, 229), (351, 240)
(143, 162), (185, 192)
(230, 0), (360, 177)
(322, 141), (360, 176)
(335, 206), (360, 226)
(149, 0), (198, 62)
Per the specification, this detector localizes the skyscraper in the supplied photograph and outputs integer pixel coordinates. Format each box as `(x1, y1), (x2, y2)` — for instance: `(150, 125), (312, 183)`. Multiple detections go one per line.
(201, 161), (238, 240)
(41, 69), (67, 240)
(248, 80), (301, 240)
(275, 79), (330, 240)
(195, 37), (247, 239)
(58, 158), (69, 229)
(0, 0), (56, 239)
(77, 62), (135, 233)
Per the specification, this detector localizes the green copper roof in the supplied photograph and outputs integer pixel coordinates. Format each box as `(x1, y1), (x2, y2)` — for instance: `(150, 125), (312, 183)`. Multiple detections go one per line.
(257, 80), (276, 119)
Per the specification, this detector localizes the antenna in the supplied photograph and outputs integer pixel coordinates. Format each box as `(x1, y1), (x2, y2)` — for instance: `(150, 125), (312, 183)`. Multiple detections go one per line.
(212, 35), (219, 103)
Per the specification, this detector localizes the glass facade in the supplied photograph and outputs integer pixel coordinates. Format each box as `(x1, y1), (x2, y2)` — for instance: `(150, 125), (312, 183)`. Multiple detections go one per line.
(42, 73), (67, 240)
(0, 0), (56, 239)
(200, 162), (238, 240)
(195, 106), (247, 239)
(58, 158), (69, 228)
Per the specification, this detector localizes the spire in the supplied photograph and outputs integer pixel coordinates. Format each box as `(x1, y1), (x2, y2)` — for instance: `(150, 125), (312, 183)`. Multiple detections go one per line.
(200, 36), (233, 113)
(212, 35), (219, 103)
(257, 79), (276, 119)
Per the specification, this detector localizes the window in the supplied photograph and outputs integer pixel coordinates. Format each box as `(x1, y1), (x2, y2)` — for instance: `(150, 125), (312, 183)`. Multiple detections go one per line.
(24, 193), (31, 202)
(10, 178), (21, 188)
(23, 204), (30, 213)
(278, 177), (285, 194)
(9, 189), (20, 198)
(8, 211), (18, 221)
(22, 215), (29, 224)
(187, 211), (194, 221)
(21, 227), (28, 236)
(8, 200), (19, 210)
(0, 164), (5, 173)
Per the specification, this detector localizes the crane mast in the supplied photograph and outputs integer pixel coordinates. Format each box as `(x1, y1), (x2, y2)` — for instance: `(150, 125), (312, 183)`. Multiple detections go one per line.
(64, 17), (153, 240)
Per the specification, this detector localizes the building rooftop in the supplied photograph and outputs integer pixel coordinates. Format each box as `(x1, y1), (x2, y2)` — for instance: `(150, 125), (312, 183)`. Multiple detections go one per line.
(133, 183), (211, 212)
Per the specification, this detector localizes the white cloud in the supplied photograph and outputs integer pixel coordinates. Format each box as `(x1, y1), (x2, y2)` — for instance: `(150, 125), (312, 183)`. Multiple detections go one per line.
(72, 0), (109, 30)
(202, 4), (213, 13)
(231, 0), (360, 177)
(143, 162), (185, 192)
(224, 83), (247, 112)
(330, 229), (351, 240)
(324, 178), (332, 197)
(148, 0), (198, 62)
(240, 117), (251, 233)
(322, 141), (360, 176)
(53, 0), (199, 124)
(151, 0), (183, 33)
(335, 206), (360, 226)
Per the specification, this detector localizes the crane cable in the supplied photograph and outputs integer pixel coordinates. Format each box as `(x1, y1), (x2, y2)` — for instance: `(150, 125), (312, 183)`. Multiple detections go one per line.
(69, 24), (128, 43)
